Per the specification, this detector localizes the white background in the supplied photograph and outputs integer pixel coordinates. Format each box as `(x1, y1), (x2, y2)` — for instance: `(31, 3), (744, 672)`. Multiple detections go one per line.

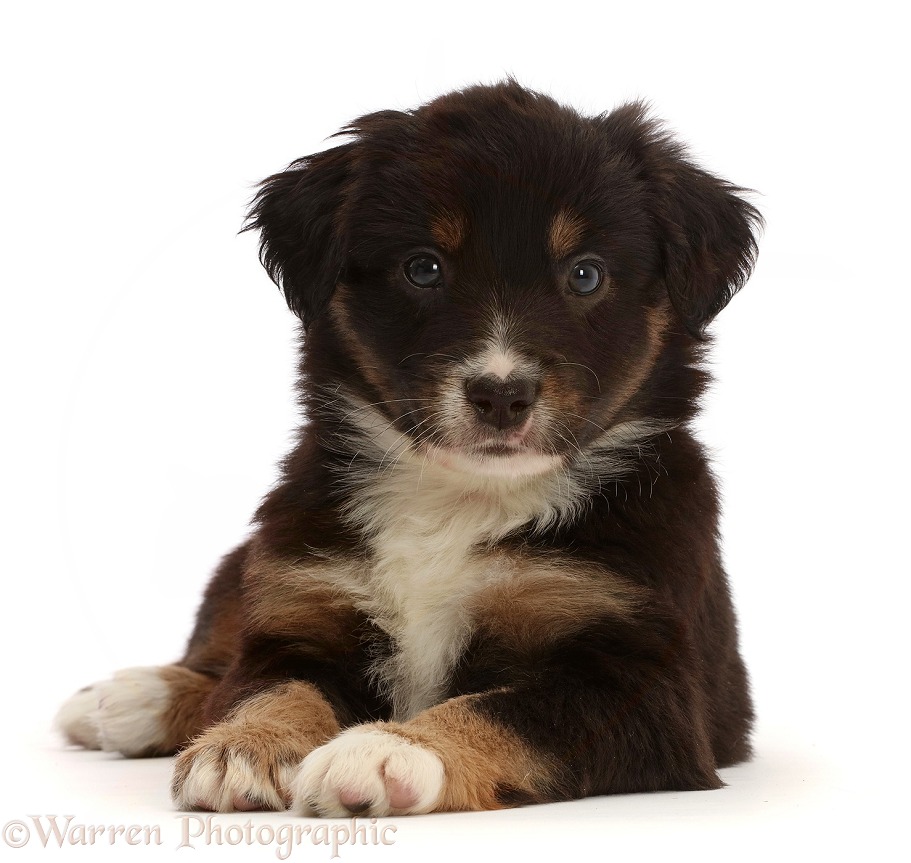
(2, 1), (908, 860)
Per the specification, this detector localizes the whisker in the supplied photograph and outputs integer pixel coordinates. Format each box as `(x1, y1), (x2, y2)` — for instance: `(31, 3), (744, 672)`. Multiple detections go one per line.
(377, 410), (445, 475)
(554, 362), (602, 393)
(563, 411), (608, 434)
(343, 406), (431, 471)
(397, 352), (464, 365)
(336, 397), (434, 424)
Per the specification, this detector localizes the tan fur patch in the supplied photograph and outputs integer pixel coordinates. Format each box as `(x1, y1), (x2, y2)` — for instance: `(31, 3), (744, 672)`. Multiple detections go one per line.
(172, 681), (340, 811)
(156, 666), (218, 752)
(328, 284), (393, 398)
(607, 301), (672, 418)
(430, 211), (467, 254)
(549, 209), (586, 259)
(470, 562), (644, 651)
(225, 681), (339, 738)
(382, 693), (550, 810)
(536, 365), (589, 444)
(243, 550), (362, 642)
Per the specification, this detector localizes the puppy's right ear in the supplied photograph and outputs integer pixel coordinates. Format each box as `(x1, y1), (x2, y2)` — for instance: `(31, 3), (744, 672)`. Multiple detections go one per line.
(244, 143), (354, 327)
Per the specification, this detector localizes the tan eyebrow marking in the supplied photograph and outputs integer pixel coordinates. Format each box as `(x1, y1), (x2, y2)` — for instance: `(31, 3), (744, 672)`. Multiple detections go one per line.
(430, 211), (468, 254)
(549, 209), (586, 259)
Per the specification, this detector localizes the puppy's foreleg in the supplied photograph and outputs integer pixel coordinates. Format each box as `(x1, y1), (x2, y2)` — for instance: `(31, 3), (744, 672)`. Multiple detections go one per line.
(55, 665), (216, 757)
(170, 679), (339, 812)
(293, 611), (722, 816)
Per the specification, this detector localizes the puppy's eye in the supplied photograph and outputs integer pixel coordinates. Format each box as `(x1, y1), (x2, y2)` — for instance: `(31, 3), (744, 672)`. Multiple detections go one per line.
(405, 255), (443, 288)
(568, 261), (603, 295)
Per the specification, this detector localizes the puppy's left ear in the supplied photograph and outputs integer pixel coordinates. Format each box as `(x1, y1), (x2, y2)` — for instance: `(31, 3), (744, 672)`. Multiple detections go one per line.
(603, 104), (762, 338)
(244, 142), (355, 327)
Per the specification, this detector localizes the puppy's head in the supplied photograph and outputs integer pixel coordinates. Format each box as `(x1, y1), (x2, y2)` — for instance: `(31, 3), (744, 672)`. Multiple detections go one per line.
(247, 82), (760, 479)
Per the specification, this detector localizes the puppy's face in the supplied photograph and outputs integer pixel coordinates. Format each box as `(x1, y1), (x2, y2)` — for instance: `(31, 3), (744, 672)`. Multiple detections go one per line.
(249, 83), (759, 478)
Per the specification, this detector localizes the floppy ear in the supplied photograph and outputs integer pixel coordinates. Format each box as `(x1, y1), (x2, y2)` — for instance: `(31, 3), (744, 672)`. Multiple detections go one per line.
(244, 142), (355, 327)
(603, 104), (762, 338)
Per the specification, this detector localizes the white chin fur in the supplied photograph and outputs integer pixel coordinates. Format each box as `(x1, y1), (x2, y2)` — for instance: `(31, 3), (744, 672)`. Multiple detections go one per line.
(426, 445), (562, 477)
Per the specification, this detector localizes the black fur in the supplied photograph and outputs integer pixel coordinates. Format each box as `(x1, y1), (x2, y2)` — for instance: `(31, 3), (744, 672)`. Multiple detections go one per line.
(58, 81), (760, 816)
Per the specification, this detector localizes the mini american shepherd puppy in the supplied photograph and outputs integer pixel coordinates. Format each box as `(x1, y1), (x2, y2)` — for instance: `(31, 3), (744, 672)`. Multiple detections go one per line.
(57, 81), (760, 816)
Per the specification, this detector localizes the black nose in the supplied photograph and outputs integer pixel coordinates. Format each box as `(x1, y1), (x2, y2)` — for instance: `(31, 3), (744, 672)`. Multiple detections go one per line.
(466, 375), (538, 430)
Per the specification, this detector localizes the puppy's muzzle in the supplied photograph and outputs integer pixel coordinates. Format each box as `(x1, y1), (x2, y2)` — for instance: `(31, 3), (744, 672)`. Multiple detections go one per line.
(465, 375), (538, 430)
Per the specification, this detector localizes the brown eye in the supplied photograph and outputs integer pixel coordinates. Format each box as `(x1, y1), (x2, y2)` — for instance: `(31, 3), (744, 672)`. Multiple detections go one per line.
(569, 261), (603, 295)
(405, 255), (443, 288)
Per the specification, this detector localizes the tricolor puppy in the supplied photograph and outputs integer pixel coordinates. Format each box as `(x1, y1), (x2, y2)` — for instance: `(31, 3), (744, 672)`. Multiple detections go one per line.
(57, 81), (760, 816)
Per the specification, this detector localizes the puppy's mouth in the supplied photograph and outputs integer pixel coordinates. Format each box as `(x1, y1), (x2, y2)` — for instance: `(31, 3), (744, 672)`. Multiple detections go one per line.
(427, 448), (562, 478)
(476, 442), (529, 456)
(417, 394), (565, 477)
(424, 433), (563, 478)
(473, 416), (534, 452)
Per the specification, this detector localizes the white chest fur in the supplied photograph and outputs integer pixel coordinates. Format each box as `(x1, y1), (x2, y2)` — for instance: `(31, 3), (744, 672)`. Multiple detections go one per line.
(365, 504), (498, 719)
(336, 456), (572, 720)
(323, 397), (664, 719)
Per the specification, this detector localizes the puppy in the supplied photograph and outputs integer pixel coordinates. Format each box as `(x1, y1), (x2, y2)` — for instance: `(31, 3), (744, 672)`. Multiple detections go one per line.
(56, 81), (760, 816)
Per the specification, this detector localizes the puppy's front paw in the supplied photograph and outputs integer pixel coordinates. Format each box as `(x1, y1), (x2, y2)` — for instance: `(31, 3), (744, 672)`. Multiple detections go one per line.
(291, 726), (444, 817)
(55, 667), (179, 756)
(172, 726), (307, 813)
(55, 684), (104, 750)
